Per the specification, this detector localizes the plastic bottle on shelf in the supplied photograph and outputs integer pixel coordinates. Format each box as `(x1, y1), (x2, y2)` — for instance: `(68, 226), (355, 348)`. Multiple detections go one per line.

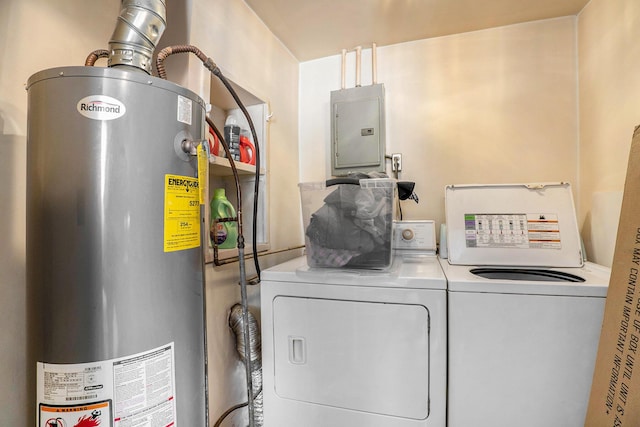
(239, 129), (256, 165)
(207, 124), (220, 157)
(210, 188), (238, 249)
(224, 116), (241, 161)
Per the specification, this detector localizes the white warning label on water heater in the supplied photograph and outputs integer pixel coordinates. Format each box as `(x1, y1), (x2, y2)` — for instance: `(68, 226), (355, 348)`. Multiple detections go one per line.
(40, 400), (113, 427)
(465, 213), (562, 249)
(37, 343), (177, 427)
(177, 95), (192, 125)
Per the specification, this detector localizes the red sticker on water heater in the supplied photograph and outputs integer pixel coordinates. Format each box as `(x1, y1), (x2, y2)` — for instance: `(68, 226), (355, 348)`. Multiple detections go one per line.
(77, 95), (126, 121)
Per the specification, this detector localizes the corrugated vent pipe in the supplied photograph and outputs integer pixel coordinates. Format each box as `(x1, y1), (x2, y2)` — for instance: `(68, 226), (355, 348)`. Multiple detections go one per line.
(229, 304), (264, 426)
(108, 0), (167, 74)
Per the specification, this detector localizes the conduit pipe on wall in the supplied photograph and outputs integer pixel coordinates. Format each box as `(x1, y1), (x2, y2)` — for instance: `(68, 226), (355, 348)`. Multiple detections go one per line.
(108, 0), (167, 74)
(341, 49), (347, 89)
(372, 42), (377, 85)
(355, 45), (362, 87)
(339, 44), (378, 88)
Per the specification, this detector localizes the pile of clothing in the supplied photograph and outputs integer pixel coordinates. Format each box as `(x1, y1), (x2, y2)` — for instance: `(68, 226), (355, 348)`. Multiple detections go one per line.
(305, 173), (394, 268)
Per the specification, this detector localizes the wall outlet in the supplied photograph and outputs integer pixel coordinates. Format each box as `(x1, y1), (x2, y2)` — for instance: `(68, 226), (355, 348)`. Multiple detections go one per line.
(392, 153), (402, 172)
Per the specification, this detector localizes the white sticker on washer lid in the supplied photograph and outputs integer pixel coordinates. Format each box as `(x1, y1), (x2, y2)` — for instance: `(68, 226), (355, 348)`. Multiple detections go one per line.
(466, 213), (531, 249)
(526, 213), (562, 249)
(465, 213), (562, 250)
(177, 95), (192, 125)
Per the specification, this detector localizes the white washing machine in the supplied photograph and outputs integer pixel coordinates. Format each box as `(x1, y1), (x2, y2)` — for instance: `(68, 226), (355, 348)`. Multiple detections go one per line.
(440, 183), (611, 427)
(261, 221), (446, 427)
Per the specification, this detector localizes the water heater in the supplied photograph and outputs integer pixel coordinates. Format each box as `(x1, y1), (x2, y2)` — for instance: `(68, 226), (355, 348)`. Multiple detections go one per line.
(26, 66), (207, 426)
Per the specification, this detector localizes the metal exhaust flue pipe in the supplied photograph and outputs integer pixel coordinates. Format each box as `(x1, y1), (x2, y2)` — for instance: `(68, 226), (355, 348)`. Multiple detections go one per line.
(108, 0), (167, 74)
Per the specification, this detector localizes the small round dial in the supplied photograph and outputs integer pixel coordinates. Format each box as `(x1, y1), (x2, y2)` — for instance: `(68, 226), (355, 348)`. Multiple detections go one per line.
(401, 228), (414, 241)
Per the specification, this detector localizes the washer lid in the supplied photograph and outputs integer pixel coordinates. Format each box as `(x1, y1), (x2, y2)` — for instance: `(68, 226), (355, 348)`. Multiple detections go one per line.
(440, 259), (610, 297)
(445, 183), (583, 267)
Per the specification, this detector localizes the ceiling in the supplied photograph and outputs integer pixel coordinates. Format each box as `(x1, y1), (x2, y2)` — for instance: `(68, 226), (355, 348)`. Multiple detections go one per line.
(244, 0), (591, 61)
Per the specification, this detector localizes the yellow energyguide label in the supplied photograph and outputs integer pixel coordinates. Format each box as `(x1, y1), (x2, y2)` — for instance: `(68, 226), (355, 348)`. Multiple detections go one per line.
(197, 142), (208, 205)
(164, 174), (201, 252)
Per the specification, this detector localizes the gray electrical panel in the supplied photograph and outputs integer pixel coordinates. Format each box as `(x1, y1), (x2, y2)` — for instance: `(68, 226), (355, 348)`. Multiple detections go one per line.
(330, 83), (385, 176)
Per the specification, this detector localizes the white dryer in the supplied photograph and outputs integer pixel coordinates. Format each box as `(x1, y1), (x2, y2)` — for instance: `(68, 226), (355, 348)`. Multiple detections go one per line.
(261, 221), (446, 427)
(441, 183), (611, 427)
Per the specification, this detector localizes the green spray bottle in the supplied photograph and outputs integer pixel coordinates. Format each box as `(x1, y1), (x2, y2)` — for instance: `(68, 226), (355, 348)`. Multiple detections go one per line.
(210, 188), (238, 249)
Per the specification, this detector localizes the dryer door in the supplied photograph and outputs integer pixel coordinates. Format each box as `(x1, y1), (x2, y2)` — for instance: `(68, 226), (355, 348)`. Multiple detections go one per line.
(272, 296), (430, 420)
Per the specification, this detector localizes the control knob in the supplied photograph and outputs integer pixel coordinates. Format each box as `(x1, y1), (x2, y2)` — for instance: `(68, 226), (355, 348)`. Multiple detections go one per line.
(401, 228), (414, 241)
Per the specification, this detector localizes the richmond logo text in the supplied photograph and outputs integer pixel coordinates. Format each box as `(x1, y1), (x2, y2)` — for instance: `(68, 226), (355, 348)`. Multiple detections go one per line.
(80, 101), (121, 114)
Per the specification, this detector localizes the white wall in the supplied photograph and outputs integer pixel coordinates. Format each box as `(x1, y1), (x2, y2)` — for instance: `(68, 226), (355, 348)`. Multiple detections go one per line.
(578, 0), (640, 266)
(300, 17), (580, 240)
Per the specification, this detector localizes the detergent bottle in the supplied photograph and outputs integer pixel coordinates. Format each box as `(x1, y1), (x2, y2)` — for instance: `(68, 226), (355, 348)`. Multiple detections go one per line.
(210, 188), (238, 249)
(224, 116), (241, 161)
(239, 131), (256, 165)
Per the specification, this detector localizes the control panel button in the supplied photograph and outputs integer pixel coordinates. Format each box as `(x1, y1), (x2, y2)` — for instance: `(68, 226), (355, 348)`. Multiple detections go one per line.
(402, 228), (414, 241)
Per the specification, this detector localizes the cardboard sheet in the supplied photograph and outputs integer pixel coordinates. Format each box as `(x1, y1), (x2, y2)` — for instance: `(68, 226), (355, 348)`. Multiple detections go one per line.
(586, 125), (640, 426)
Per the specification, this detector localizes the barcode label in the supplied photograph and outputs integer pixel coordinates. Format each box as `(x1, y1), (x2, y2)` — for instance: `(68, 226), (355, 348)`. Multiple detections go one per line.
(66, 394), (97, 401)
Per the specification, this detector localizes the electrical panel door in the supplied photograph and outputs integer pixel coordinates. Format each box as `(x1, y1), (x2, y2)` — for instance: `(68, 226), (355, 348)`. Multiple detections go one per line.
(331, 84), (385, 176)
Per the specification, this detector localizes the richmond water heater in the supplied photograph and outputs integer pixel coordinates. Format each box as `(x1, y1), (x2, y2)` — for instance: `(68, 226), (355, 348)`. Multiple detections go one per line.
(26, 64), (208, 426)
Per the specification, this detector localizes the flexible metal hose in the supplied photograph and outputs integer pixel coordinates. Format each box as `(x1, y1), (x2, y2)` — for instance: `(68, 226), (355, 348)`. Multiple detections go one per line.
(85, 49), (110, 66)
(156, 45), (208, 79)
(229, 303), (261, 370)
(228, 304), (264, 426)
